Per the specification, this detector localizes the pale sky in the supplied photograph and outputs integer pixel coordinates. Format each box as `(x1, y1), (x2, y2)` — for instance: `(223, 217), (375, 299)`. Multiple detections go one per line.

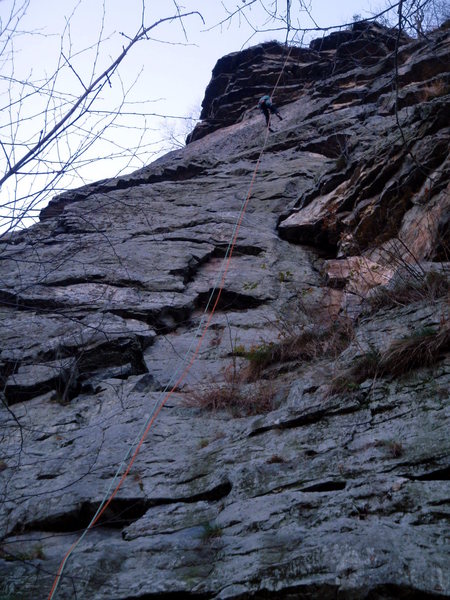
(0, 0), (383, 230)
(13, 0), (378, 120)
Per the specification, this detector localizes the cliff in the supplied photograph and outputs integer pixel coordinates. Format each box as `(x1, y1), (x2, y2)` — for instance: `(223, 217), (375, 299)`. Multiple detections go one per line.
(0, 22), (449, 600)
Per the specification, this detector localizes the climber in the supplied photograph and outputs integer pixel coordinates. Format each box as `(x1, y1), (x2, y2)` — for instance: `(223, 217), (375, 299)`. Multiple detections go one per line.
(258, 95), (283, 131)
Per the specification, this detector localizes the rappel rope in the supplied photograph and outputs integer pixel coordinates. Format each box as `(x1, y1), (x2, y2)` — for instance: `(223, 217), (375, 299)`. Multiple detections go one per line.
(48, 40), (295, 600)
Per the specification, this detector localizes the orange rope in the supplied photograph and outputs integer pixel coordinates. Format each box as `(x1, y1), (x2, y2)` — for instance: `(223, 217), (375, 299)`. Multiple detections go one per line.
(48, 42), (294, 600)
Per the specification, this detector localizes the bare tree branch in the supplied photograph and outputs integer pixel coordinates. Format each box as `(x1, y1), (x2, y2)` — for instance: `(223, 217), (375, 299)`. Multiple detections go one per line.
(0, 11), (204, 190)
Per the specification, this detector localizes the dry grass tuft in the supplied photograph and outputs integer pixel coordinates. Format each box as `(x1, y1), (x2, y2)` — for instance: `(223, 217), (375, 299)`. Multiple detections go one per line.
(239, 319), (354, 380)
(375, 439), (404, 458)
(184, 363), (276, 417)
(330, 321), (450, 394)
(388, 441), (404, 458)
(329, 349), (380, 394)
(266, 454), (286, 464)
(368, 270), (448, 313)
(201, 522), (223, 542)
(379, 324), (450, 377)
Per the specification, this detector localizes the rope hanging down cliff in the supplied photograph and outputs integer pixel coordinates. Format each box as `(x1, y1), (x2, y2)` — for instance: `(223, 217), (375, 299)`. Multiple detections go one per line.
(47, 41), (295, 600)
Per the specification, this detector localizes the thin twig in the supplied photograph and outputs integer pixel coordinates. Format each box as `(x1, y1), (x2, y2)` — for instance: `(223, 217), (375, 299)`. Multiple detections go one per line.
(0, 11), (204, 189)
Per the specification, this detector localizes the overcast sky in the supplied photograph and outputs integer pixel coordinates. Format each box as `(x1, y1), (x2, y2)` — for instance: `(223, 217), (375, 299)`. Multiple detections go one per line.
(0, 0), (382, 229)
(13, 0), (379, 121)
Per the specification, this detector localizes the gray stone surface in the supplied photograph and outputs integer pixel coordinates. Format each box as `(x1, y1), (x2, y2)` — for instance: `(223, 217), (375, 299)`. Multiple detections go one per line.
(0, 22), (449, 600)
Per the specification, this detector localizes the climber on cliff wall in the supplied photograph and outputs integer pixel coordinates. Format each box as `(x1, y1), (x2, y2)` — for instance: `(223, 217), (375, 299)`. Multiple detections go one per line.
(258, 95), (283, 131)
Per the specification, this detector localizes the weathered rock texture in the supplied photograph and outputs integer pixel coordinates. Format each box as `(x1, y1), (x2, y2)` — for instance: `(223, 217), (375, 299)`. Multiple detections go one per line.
(1, 22), (449, 600)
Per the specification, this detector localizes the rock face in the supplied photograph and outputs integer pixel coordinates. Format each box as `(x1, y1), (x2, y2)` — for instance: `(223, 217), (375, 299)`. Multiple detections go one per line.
(0, 22), (449, 600)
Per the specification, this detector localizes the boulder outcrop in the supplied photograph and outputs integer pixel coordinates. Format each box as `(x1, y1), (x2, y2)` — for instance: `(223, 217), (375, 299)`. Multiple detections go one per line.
(0, 22), (449, 600)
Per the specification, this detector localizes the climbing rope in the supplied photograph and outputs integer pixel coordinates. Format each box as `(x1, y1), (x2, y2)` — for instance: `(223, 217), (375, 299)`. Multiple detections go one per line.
(48, 40), (295, 600)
